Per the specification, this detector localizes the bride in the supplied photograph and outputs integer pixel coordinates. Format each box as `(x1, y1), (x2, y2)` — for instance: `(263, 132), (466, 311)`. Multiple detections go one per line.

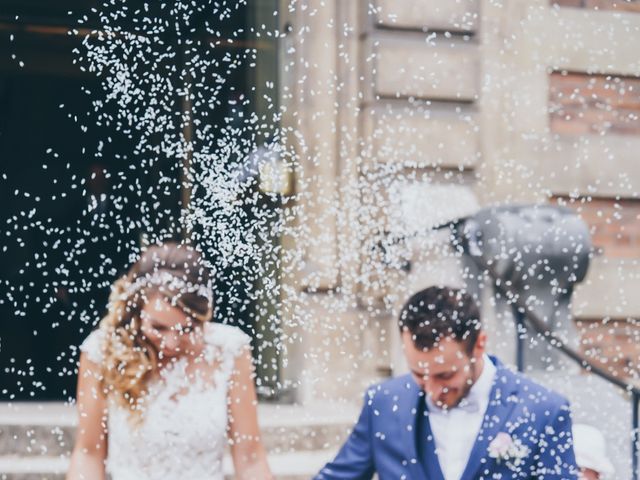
(67, 243), (272, 480)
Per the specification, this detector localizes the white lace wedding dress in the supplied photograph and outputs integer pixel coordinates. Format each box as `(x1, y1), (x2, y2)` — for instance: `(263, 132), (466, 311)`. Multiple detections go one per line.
(80, 322), (250, 480)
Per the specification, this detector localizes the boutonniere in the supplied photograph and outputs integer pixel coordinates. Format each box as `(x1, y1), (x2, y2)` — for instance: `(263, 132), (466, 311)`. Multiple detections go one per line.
(488, 432), (529, 467)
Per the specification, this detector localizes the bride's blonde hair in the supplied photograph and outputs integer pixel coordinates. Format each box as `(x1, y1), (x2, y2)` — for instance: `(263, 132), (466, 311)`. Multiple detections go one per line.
(96, 242), (213, 416)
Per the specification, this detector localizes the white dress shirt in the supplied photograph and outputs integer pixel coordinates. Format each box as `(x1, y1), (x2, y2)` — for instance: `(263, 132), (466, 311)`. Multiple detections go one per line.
(425, 354), (496, 480)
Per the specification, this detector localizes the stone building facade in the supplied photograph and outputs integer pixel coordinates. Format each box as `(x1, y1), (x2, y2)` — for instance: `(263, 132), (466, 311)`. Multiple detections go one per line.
(1, 1), (639, 477)
(279, 0), (640, 404)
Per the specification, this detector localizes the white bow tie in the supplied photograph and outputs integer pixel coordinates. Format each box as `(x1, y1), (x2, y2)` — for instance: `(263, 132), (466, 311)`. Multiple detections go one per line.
(426, 394), (481, 415)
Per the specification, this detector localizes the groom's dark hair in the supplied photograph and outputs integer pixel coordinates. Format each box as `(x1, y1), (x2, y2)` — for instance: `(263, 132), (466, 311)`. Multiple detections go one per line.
(398, 286), (481, 354)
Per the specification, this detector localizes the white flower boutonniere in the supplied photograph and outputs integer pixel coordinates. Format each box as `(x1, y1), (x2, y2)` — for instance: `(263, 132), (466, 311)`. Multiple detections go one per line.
(488, 432), (530, 467)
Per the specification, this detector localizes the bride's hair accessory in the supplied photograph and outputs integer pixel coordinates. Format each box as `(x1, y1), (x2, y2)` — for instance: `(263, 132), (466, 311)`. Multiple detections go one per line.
(120, 270), (213, 304)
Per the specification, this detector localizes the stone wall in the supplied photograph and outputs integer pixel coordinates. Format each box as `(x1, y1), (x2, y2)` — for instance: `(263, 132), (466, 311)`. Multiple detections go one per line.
(283, 0), (640, 401)
(555, 196), (640, 258)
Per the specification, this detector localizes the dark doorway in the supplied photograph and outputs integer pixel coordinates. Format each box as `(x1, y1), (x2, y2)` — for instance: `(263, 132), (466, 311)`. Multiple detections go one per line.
(0, 0), (282, 401)
(0, 75), (142, 400)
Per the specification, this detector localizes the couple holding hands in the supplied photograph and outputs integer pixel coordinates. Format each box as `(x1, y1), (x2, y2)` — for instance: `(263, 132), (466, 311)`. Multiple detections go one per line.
(68, 242), (578, 479)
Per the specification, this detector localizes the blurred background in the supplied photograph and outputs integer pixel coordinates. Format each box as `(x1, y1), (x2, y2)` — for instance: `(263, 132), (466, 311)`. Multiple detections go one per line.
(1, 1), (640, 478)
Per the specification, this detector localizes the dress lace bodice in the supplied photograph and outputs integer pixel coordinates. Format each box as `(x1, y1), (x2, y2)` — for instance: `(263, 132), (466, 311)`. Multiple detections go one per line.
(80, 322), (251, 480)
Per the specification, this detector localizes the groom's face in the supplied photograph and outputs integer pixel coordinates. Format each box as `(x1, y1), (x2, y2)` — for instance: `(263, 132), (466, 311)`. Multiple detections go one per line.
(402, 331), (486, 409)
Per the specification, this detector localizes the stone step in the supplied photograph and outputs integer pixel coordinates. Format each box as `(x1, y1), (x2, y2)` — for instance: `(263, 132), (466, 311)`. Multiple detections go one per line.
(0, 402), (356, 458)
(3, 372), (630, 478)
(0, 449), (335, 480)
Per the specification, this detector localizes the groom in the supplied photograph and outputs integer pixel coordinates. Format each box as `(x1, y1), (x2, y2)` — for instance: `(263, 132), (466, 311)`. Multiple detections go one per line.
(316, 286), (578, 479)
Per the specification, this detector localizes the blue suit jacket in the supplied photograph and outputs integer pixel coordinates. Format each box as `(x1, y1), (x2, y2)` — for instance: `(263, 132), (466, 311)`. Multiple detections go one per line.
(316, 357), (578, 479)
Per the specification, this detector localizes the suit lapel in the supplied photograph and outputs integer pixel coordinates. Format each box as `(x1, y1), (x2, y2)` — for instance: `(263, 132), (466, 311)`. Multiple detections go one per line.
(419, 404), (446, 480)
(460, 357), (520, 480)
(397, 378), (435, 480)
